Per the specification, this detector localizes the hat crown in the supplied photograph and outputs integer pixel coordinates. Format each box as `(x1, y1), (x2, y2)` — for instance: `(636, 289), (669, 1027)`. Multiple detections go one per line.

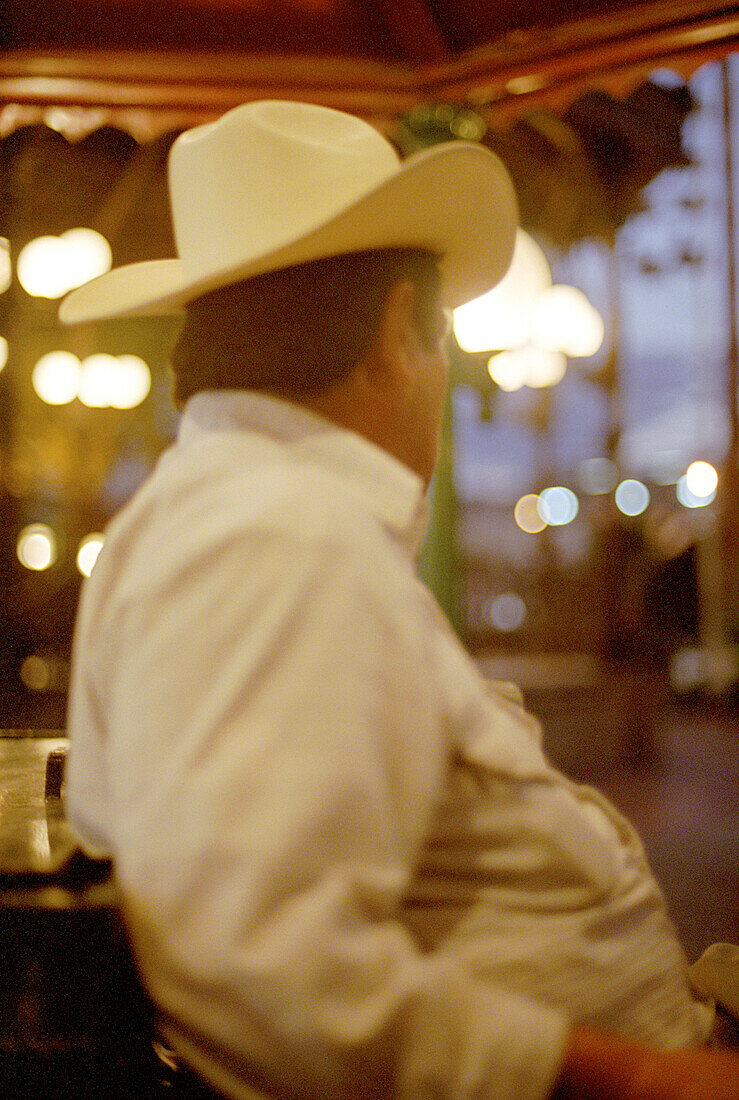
(169, 101), (401, 281)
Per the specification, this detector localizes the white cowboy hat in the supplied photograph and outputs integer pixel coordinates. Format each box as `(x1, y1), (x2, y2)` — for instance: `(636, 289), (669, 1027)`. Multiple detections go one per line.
(59, 99), (518, 324)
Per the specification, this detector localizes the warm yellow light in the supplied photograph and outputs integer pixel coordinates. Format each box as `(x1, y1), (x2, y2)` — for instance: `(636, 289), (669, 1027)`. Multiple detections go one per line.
(17, 228), (111, 299)
(524, 347), (567, 388)
(615, 479), (650, 517)
(0, 336), (7, 371)
(488, 346), (566, 391)
(487, 350), (528, 392)
(79, 354), (118, 407)
(108, 355), (151, 409)
(17, 523), (57, 571)
(455, 293), (529, 353)
(61, 228), (112, 289)
(453, 230), (551, 352)
(18, 236), (70, 298)
(78, 354), (151, 409)
(514, 493), (547, 534)
(77, 533), (105, 577)
(20, 655), (51, 691)
(685, 460), (718, 499)
(0, 238), (10, 295)
(531, 285), (605, 357)
(32, 351), (81, 404)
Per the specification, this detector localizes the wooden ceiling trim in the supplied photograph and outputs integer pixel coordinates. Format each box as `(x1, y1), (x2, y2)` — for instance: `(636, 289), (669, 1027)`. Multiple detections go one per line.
(419, 3), (739, 99)
(436, 14), (739, 120)
(0, 1), (736, 137)
(0, 48), (418, 90)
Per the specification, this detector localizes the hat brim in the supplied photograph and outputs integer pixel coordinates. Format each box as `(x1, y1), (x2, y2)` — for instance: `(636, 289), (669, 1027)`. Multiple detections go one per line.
(59, 141), (517, 324)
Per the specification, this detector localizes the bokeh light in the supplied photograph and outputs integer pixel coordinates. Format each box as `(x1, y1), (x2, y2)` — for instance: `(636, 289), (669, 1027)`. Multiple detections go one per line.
(531, 285), (605, 357)
(0, 336), (8, 371)
(32, 351), (81, 404)
(18, 236), (71, 298)
(538, 486), (579, 526)
(487, 347), (566, 391)
(454, 232), (602, 371)
(0, 238), (10, 295)
(77, 533), (105, 577)
(17, 523), (57, 571)
(524, 348), (567, 388)
(18, 229), (112, 299)
(78, 354), (151, 409)
(454, 230), (551, 352)
(61, 228), (113, 288)
(676, 474), (716, 508)
(489, 593), (527, 632)
(487, 350), (529, 392)
(78, 354), (118, 407)
(685, 460), (718, 499)
(107, 355), (151, 409)
(615, 479), (650, 516)
(20, 655), (51, 692)
(32, 351), (151, 408)
(515, 493), (547, 534)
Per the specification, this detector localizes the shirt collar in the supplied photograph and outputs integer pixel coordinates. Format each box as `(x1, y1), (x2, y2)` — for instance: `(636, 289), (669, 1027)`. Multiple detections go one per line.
(178, 390), (428, 553)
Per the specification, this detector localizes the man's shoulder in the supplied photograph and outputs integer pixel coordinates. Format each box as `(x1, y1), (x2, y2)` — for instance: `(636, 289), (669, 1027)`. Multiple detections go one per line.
(99, 438), (410, 591)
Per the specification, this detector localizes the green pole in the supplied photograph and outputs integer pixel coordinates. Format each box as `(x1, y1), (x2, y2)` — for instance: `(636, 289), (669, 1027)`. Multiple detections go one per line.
(417, 389), (462, 635)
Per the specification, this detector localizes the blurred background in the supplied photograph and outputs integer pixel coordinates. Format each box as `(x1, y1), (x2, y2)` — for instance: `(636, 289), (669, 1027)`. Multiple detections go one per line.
(0, 0), (737, 957)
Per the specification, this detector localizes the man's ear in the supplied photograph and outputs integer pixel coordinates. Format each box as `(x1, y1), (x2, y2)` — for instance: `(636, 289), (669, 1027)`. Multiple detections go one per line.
(364, 278), (417, 386)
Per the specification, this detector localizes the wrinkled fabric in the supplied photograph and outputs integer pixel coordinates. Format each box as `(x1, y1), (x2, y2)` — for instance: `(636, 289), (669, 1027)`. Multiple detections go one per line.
(68, 390), (708, 1100)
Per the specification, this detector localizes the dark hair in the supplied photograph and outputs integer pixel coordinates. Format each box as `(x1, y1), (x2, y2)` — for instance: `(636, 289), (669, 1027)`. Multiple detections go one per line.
(170, 248), (441, 406)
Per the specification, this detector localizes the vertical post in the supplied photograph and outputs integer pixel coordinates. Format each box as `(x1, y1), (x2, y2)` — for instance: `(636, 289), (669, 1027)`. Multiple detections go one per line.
(690, 58), (739, 693)
(721, 58), (739, 624)
(417, 388), (462, 635)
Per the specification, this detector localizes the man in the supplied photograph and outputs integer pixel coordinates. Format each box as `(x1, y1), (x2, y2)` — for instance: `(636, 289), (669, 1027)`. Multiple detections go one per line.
(61, 101), (739, 1099)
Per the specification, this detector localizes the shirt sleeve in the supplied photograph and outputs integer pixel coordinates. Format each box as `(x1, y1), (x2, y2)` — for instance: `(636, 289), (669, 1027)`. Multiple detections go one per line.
(69, 526), (569, 1100)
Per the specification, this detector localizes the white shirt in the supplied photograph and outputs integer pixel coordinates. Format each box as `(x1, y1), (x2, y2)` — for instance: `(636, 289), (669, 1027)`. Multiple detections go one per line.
(67, 390), (711, 1100)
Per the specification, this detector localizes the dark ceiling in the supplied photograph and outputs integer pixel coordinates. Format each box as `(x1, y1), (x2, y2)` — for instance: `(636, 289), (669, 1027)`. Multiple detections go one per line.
(2, 0), (660, 61)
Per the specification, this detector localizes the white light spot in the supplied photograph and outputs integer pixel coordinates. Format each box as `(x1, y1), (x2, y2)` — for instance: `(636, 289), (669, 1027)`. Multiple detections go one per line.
(17, 523), (57, 570)
(676, 475), (716, 508)
(78, 354), (151, 409)
(538, 486), (579, 526)
(79, 354), (118, 407)
(454, 230), (551, 352)
(685, 460), (718, 499)
(76, 533), (105, 577)
(524, 347), (567, 388)
(108, 355), (151, 409)
(60, 228), (112, 289)
(489, 593), (527, 632)
(615, 479), (650, 516)
(487, 350), (528, 392)
(18, 229), (111, 299)
(18, 236), (70, 298)
(32, 351), (81, 404)
(531, 284), (605, 357)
